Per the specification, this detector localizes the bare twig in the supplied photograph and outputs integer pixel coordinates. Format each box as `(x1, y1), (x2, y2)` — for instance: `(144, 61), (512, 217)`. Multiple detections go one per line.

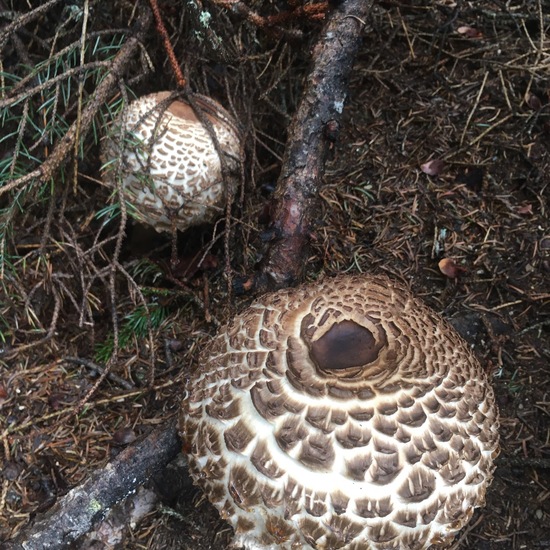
(0, 0), (62, 54)
(0, 8), (152, 198)
(64, 356), (136, 390)
(214, 0), (328, 39)
(242, 0), (373, 292)
(148, 0), (186, 88)
(497, 455), (550, 470)
(3, 419), (180, 550)
(78, 196), (129, 409)
(0, 61), (110, 108)
(3, 290), (61, 358)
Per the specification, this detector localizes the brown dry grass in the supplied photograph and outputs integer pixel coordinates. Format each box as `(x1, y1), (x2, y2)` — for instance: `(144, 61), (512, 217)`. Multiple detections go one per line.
(1, 1), (549, 549)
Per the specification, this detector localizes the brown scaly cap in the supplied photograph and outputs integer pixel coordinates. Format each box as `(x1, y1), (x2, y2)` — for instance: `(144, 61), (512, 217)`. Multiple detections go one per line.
(180, 274), (499, 550)
(101, 91), (242, 233)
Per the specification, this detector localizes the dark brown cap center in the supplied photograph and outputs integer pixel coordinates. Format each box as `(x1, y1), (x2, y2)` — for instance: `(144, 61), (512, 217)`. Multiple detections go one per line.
(309, 320), (381, 371)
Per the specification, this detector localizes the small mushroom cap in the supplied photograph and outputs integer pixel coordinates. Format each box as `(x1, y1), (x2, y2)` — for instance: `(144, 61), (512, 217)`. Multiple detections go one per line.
(101, 92), (242, 233)
(180, 274), (499, 550)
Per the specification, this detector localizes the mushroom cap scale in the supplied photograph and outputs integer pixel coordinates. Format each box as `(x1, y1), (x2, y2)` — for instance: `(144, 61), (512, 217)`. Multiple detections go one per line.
(179, 274), (499, 550)
(101, 92), (242, 233)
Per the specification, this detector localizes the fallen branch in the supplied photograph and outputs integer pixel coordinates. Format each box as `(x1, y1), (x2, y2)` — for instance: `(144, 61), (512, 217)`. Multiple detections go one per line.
(3, 419), (180, 550)
(0, 0), (62, 54)
(241, 0), (373, 293)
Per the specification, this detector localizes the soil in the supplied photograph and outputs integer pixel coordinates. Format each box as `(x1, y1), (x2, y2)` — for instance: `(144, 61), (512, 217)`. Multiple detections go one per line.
(0, 1), (549, 550)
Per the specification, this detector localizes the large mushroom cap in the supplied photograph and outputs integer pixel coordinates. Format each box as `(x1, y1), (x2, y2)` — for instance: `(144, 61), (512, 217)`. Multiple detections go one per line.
(179, 274), (499, 550)
(101, 92), (242, 233)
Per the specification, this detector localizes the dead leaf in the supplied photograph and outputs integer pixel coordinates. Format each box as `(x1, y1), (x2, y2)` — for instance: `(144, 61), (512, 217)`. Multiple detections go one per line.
(169, 253), (218, 281)
(457, 26), (483, 39)
(113, 427), (137, 446)
(421, 159), (445, 176)
(439, 258), (467, 278)
(0, 383), (7, 406)
(525, 93), (542, 110)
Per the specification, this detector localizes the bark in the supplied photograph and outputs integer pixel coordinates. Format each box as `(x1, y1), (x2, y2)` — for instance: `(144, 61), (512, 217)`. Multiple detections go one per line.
(3, 420), (180, 550)
(243, 0), (373, 293)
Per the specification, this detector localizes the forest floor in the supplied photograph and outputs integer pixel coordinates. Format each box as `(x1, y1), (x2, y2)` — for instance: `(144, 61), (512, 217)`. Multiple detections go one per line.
(1, 1), (549, 549)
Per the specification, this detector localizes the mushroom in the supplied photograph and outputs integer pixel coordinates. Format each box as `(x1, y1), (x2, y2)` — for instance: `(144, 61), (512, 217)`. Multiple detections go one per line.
(101, 92), (242, 233)
(179, 274), (499, 550)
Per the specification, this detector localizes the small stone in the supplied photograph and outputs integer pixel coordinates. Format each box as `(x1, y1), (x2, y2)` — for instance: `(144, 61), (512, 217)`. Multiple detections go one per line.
(2, 461), (20, 481)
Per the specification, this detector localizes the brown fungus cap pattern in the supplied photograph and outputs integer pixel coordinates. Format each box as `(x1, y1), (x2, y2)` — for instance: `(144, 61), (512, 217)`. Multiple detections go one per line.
(101, 92), (242, 233)
(179, 274), (499, 550)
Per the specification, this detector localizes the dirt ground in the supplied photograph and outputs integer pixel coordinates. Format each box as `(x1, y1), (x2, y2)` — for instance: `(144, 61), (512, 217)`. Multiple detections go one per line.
(1, 1), (549, 549)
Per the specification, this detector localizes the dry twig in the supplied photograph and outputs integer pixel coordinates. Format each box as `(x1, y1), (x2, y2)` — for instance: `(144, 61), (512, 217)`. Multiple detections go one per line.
(148, 0), (186, 88)
(242, 0), (373, 292)
(3, 419), (180, 550)
(0, 8), (152, 198)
